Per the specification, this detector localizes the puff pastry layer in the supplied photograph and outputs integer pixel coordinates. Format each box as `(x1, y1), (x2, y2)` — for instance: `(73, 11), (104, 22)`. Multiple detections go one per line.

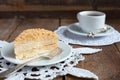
(14, 28), (59, 60)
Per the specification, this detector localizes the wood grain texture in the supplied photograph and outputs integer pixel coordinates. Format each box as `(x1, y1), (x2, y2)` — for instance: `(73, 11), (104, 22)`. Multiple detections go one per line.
(0, 0), (120, 19)
(0, 18), (19, 41)
(0, 17), (120, 80)
(8, 18), (59, 41)
(0, 5), (91, 11)
(60, 19), (120, 80)
(107, 19), (120, 53)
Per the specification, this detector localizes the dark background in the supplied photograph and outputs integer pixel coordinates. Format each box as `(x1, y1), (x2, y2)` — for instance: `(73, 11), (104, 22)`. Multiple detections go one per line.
(0, 0), (119, 19)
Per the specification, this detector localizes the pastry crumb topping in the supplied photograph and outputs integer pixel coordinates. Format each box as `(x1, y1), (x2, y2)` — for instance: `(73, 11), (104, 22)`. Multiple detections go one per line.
(14, 28), (58, 43)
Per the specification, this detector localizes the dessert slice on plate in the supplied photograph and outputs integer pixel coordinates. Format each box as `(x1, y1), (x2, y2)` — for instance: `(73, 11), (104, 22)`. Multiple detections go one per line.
(14, 28), (59, 60)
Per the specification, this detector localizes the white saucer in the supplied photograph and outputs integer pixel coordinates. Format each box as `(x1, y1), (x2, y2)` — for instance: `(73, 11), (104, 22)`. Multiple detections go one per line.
(1, 41), (72, 66)
(67, 23), (114, 37)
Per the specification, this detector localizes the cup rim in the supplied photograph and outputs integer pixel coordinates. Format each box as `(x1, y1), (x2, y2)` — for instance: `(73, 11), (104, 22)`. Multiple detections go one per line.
(78, 11), (106, 17)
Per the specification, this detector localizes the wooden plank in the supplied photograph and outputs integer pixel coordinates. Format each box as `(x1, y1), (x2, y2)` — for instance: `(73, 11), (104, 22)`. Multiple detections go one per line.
(106, 19), (120, 31)
(97, 0), (120, 7)
(60, 19), (120, 80)
(107, 19), (120, 50)
(106, 19), (120, 51)
(22, 5), (90, 11)
(0, 18), (19, 41)
(25, 0), (89, 5)
(0, 11), (80, 19)
(8, 18), (60, 41)
(0, 0), (120, 12)
(0, 10), (119, 19)
(76, 45), (120, 80)
(7, 0), (24, 5)
(60, 19), (77, 26)
(0, 0), (90, 11)
(0, 5), (91, 11)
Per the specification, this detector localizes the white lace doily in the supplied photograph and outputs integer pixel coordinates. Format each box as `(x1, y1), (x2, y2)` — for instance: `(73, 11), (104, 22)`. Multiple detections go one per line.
(55, 26), (120, 46)
(0, 41), (102, 80)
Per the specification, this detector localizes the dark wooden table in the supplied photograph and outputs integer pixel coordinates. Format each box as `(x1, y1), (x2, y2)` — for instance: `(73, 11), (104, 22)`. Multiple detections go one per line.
(0, 17), (120, 80)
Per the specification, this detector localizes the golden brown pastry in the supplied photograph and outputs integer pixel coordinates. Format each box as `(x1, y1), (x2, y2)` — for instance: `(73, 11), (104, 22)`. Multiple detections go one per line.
(14, 28), (59, 60)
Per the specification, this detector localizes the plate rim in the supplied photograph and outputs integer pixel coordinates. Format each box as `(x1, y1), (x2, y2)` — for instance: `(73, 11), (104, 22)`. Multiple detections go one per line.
(67, 22), (114, 37)
(1, 41), (72, 66)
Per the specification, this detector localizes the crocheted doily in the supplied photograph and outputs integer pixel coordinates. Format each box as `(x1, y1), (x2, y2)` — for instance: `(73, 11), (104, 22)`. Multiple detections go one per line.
(0, 41), (101, 80)
(55, 26), (120, 46)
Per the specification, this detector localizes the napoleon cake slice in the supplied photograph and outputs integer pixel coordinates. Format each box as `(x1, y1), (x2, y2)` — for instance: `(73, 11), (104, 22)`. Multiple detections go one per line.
(14, 28), (59, 60)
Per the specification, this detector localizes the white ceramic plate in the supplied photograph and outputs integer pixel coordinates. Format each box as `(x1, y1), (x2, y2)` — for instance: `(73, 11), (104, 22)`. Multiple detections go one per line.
(1, 41), (72, 66)
(67, 23), (114, 37)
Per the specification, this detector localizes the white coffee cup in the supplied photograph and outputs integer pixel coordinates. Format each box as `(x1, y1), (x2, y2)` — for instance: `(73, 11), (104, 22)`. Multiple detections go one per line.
(77, 11), (106, 33)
